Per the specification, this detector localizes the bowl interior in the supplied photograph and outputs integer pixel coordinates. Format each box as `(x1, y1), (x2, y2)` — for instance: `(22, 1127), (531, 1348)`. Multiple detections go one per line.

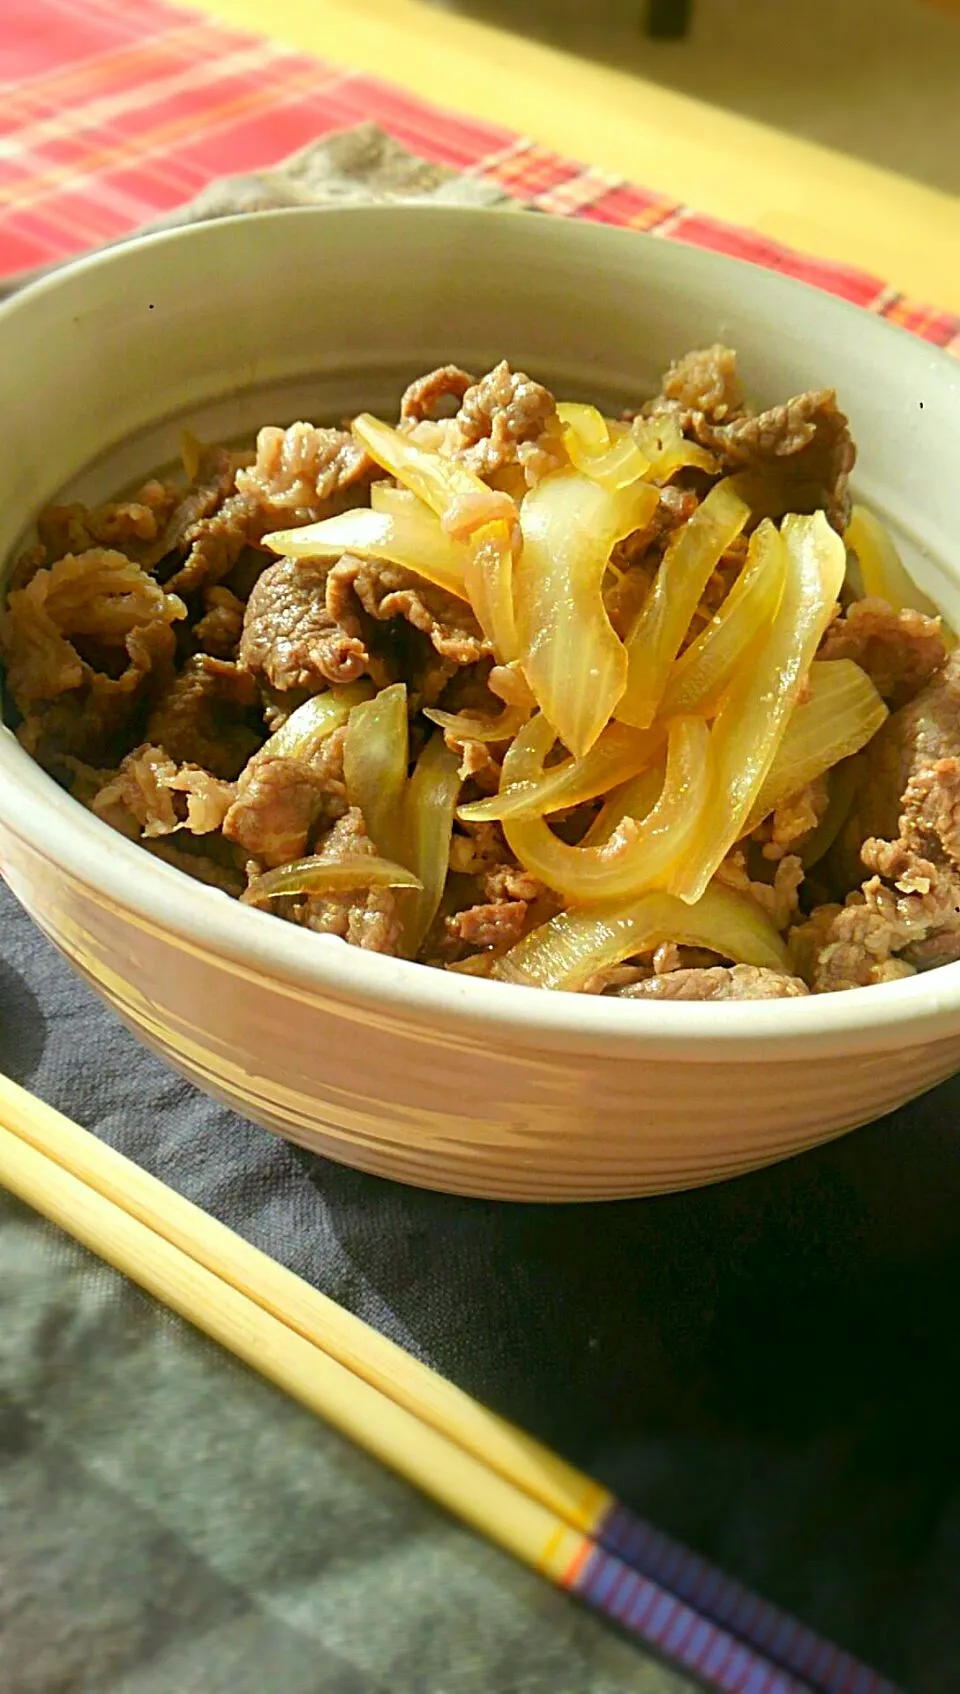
(2, 206), (959, 621)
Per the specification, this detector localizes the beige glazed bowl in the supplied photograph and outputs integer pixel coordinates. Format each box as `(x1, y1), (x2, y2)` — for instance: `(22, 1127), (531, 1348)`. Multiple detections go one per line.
(2, 206), (960, 1200)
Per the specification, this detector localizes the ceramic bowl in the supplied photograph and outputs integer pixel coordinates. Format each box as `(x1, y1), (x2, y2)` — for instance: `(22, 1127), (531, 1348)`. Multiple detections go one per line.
(2, 206), (959, 1200)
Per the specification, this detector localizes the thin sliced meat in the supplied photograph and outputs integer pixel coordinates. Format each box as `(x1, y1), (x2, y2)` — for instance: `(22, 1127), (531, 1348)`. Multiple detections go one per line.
(193, 585), (246, 658)
(92, 743), (235, 839)
(400, 365), (475, 422)
(801, 649), (960, 987)
(294, 807), (401, 954)
(146, 655), (262, 779)
(223, 725), (348, 867)
(239, 555), (369, 693)
(325, 555), (489, 668)
(617, 965), (809, 1001)
(656, 344), (746, 424)
(819, 597), (946, 707)
(0, 547), (184, 706)
(454, 360), (564, 487)
(38, 479), (179, 565)
(167, 425), (373, 596)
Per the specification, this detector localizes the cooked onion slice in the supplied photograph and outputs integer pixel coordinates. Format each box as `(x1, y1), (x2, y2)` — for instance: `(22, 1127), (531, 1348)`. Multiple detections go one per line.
(745, 658), (887, 833)
(492, 883), (788, 991)
(617, 478), (751, 729)
(631, 415), (719, 482)
(670, 512), (848, 905)
(261, 682), (376, 762)
(501, 713), (710, 904)
(399, 731), (462, 957)
(559, 403), (651, 492)
(462, 522), (519, 662)
(343, 681), (409, 862)
(351, 413), (517, 540)
(845, 504), (941, 619)
(262, 507), (471, 602)
(369, 481), (421, 516)
(457, 721), (663, 824)
(242, 855), (421, 905)
(659, 521), (786, 717)
(515, 470), (659, 758)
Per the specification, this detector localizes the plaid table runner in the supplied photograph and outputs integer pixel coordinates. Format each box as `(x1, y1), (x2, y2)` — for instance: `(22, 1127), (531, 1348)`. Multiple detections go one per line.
(3, 0), (960, 354)
(3, 5), (960, 1692)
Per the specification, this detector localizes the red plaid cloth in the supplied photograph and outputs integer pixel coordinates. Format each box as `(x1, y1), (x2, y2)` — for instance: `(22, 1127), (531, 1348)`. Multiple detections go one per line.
(2, 0), (960, 357)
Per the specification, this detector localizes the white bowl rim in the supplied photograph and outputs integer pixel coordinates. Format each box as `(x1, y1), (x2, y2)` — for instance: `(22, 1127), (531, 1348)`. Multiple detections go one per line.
(3, 203), (960, 1063)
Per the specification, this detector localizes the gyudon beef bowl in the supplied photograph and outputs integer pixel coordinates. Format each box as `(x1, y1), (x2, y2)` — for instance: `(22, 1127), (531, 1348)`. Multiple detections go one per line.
(2, 207), (959, 1199)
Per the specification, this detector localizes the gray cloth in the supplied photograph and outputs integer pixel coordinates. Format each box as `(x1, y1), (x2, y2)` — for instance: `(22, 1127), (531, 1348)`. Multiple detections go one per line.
(2, 125), (960, 1694)
(0, 122), (520, 299)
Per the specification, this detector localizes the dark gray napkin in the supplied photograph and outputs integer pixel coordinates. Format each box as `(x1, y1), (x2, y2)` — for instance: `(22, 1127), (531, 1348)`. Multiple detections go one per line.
(2, 876), (960, 1694)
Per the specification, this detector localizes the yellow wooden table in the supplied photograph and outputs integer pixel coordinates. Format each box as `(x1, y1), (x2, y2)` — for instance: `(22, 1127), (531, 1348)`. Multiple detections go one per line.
(187, 0), (960, 313)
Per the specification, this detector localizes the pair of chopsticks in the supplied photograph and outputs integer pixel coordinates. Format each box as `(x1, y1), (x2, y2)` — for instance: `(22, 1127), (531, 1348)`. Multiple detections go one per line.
(0, 1071), (899, 1694)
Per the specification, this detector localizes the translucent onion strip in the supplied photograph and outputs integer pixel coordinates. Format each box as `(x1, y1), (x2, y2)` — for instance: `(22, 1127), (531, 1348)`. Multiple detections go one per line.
(262, 507), (471, 602)
(462, 522), (519, 662)
(425, 703), (529, 745)
(241, 855), (421, 906)
(492, 883), (789, 992)
(261, 682), (375, 762)
(457, 721), (664, 824)
(502, 713), (710, 904)
(845, 504), (941, 620)
(369, 482), (421, 517)
(399, 731), (462, 957)
(670, 512), (848, 905)
(343, 682), (409, 862)
(744, 658), (887, 834)
(617, 478), (751, 729)
(659, 523), (787, 717)
(558, 403), (650, 492)
(631, 416), (719, 482)
(515, 470), (660, 758)
(351, 413), (517, 540)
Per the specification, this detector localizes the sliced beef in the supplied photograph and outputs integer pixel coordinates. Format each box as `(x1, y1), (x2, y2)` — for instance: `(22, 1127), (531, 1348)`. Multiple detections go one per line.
(167, 425), (372, 596)
(192, 586), (246, 658)
(445, 900), (530, 953)
(38, 479), (179, 565)
(454, 360), (563, 486)
(752, 776), (830, 862)
(715, 851), (805, 932)
(849, 647), (960, 867)
(325, 555), (489, 668)
(156, 447), (242, 569)
(92, 744), (235, 839)
(295, 807), (402, 954)
(239, 555), (369, 693)
(146, 655), (262, 779)
(656, 344), (746, 424)
(617, 965), (809, 1001)
(799, 649), (960, 988)
(647, 349), (854, 533)
(0, 547), (184, 706)
(400, 365), (475, 422)
(818, 598), (946, 707)
(223, 725), (348, 868)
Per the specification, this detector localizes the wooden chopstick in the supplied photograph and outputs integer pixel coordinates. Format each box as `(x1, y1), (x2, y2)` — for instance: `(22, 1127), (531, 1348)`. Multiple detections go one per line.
(0, 1075), (896, 1694)
(0, 1106), (819, 1694)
